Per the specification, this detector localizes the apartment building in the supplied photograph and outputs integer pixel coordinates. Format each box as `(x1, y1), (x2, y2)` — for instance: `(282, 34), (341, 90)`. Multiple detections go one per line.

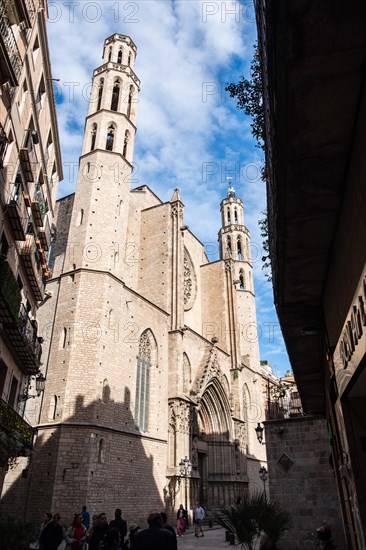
(0, 0), (62, 493)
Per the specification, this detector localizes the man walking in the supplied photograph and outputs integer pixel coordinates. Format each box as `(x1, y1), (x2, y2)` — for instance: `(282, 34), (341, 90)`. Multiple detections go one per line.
(131, 512), (177, 550)
(194, 503), (205, 538)
(109, 508), (127, 542)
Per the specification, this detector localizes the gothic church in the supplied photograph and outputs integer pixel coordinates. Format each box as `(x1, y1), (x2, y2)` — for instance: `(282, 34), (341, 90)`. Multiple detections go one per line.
(15, 34), (266, 523)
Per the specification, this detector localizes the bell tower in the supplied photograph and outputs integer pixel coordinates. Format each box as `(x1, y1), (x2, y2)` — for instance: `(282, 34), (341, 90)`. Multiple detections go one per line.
(218, 180), (259, 367)
(64, 34), (140, 278)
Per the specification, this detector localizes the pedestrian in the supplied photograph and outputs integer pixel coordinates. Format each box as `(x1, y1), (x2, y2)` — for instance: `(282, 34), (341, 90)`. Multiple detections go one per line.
(39, 513), (64, 550)
(161, 512), (175, 537)
(109, 508), (127, 541)
(81, 505), (90, 530)
(176, 504), (187, 536)
(105, 527), (121, 550)
(38, 513), (53, 550)
(131, 512), (177, 550)
(123, 523), (140, 549)
(89, 512), (109, 550)
(86, 514), (99, 549)
(65, 513), (86, 550)
(194, 502), (205, 538)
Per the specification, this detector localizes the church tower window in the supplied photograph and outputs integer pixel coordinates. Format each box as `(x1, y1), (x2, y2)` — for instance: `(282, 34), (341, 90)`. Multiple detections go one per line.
(123, 130), (130, 157)
(117, 49), (123, 64)
(98, 439), (105, 462)
(111, 81), (120, 112)
(108, 47), (112, 62)
(90, 124), (97, 151)
(239, 269), (245, 290)
(227, 236), (232, 257)
(234, 209), (238, 224)
(96, 79), (104, 111)
(106, 124), (115, 151)
(227, 208), (231, 224)
(127, 86), (134, 118)
(128, 51), (132, 66)
(237, 237), (242, 260)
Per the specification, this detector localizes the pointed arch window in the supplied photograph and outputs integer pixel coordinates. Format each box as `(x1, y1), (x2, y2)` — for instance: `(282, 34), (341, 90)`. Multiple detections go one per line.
(237, 237), (242, 260)
(59, 327), (67, 349)
(227, 236), (232, 257)
(106, 124), (115, 151)
(117, 49), (123, 64)
(183, 353), (191, 393)
(123, 130), (130, 157)
(135, 330), (156, 432)
(111, 81), (120, 112)
(227, 208), (231, 224)
(108, 47), (112, 62)
(234, 209), (238, 224)
(127, 86), (134, 118)
(239, 269), (245, 290)
(90, 124), (97, 151)
(102, 378), (109, 403)
(96, 79), (104, 111)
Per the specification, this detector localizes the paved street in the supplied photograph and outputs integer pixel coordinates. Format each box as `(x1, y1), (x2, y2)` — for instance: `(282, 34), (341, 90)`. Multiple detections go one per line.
(177, 526), (229, 549)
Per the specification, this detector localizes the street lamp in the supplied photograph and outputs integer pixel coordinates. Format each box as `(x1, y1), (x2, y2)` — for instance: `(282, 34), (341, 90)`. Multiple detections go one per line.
(259, 466), (268, 498)
(255, 422), (264, 444)
(179, 456), (192, 514)
(18, 373), (46, 402)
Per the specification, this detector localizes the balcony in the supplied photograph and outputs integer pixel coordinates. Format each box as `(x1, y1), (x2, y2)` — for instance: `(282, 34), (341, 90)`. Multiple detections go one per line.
(3, 191), (29, 241)
(0, 257), (21, 324)
(0, 1), (22, 86)
(19, 234), (44, 300)
(2, 304), (42, 375)
(37, 215), (51, 251)
(19, 129), (38, 183)
(31, 183), (47, 227)
(0, 397), (34, 457)
(0, 123), (8, 168)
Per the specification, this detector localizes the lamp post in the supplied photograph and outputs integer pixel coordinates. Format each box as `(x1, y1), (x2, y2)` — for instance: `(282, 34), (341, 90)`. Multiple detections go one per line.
(259, 466), (268, 498)
(255, 422), (264, 444)
(179, 456), (192, 515)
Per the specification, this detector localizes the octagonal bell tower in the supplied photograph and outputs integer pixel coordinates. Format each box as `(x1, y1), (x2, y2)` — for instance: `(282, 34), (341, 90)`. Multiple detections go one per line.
(64, 34), (140, 278)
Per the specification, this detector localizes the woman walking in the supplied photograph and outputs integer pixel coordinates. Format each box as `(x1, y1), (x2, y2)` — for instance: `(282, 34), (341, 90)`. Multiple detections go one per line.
(65, 513), (86, 550)
(176, 504), (187, 537)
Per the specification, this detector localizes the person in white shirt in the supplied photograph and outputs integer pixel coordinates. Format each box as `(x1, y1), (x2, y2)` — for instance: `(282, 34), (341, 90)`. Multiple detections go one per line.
(194, 503), (205, 538)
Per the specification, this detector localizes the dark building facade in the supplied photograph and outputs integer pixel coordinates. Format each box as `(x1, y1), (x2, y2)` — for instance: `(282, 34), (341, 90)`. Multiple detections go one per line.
(256, 1), (366, 548)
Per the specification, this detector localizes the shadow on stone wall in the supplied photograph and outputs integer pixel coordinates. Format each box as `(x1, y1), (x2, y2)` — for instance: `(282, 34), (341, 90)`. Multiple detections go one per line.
(0, 385), (163, 530)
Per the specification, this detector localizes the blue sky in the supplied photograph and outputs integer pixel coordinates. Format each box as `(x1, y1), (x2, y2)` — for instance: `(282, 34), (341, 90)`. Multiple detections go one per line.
(46, 0), (291, 377)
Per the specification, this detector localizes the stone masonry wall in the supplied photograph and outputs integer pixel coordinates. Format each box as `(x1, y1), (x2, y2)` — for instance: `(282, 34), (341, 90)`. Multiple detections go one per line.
(265, 416), (346, 549)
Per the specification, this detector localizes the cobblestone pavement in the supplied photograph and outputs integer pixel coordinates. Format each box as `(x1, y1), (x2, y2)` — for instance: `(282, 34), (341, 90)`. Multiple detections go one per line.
(177, 526), (230, 549)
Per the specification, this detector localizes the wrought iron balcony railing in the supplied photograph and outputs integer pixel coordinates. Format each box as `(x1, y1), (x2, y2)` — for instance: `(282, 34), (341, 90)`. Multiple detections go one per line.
(31, 182), (47, 227)
(0, 0), (22, 86)
(19, 233), (44, 300)
(3, 189), (29, 241)
(0, 396), (34, 455)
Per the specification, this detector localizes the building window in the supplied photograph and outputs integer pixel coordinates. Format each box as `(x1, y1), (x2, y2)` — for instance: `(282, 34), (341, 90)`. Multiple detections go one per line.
(76, 208), (84, 226)
(96, 79), (104, 111)
(111, 81), (120, 112)
(106, 124), (115, 151)
(227, 208), (231, 224)
(108, 47), (112, 62)
(239, 269), (245, 290)
(102, 379), (109, 403)
(0, 360), (8, 400)
(8, 375), (18, 408)
(127, 86), (134, 118)
(1, 232), (9, 257)
(98, 439), (105, 463)
(128, 51), (132, 66)
(59, 327), (67, 349)
(117, 49), (123, 64)
(183, 353), (191, 393)
(135, 330), (156, 432)
(123, 130), (130, 157)
(227, 236), (232, 257)
(234, 209), (238, 224)
(91, 124), (97, 151)
(36, 76), (46, 113)
(237, 238), (242, 260)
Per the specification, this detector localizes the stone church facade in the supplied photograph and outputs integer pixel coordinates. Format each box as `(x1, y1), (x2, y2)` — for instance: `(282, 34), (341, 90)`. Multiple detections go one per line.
(2, 34), (267, 524)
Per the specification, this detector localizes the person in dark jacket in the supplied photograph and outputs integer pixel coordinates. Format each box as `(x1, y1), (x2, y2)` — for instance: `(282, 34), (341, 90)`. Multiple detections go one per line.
(131, 512), (177, 550)
(89, 512), (109, 550)
(105, 527), (121, 550)
(39, 514), (64, 550)
(161, 512), (176, 538)
(109, 508), (127, 542)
